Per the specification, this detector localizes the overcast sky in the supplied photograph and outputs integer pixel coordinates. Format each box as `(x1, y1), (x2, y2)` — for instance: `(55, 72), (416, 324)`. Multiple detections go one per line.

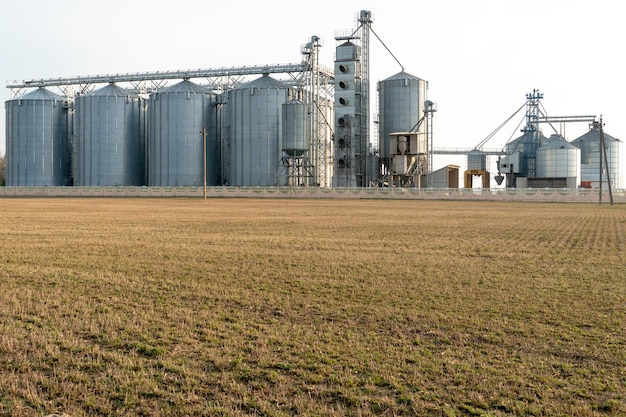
(2, 0), (624, 183)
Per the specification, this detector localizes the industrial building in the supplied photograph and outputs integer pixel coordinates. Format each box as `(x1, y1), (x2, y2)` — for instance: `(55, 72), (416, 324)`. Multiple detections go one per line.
(4, 11), (620, 190)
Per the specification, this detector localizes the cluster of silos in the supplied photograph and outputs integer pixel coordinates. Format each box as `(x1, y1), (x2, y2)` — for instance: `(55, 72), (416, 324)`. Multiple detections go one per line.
(226, 74), (290, 186)
(5, 75), (311, 188)
(377, 71), (429, 173)
(74, 84), (145, 186)
(148, 80), (219, 187)
(5, 88), (71, 186)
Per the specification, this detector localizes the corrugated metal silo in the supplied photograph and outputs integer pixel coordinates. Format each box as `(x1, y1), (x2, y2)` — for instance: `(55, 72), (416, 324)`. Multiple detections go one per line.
(227, 74), (290, 186)
(571, 126), (621, 188)
(282, 99), (309, 157)
(75, 84), (145, 186)
(148, 80), (218, 186)
(536, 134), (580, 181)
(5, 87), (70, 186)
(378, 71), (428, 163)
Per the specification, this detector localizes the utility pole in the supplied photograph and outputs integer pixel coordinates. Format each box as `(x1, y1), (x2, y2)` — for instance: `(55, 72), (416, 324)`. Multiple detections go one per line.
(598, 117), (613, 206)
(202, 127), (207, 200)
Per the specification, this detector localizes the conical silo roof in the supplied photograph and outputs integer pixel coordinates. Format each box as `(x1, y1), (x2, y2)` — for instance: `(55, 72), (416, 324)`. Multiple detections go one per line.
(158, 79), (210, 94)
(20, 87), (65, 101)
(87, 83), (136, 97)
(540, 134), (579, 150)
(383, 70), (424, 82)
(237, 74), (287, 90)
(571, 127), (620, 144)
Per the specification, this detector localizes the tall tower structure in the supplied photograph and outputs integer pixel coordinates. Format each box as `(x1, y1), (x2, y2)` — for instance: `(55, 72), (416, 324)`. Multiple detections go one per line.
(333, 10), (372, 187)
(521, 89), (543, 178)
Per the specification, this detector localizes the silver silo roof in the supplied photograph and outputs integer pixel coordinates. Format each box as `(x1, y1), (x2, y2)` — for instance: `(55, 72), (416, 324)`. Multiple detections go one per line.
(158, 79), (211, 94)
(384, 71), (424, 82)
(237, 74), (288, 89)
(20, 87), (65, 101)
(540, 134), (579, 150)
(87, 83), (137, 97)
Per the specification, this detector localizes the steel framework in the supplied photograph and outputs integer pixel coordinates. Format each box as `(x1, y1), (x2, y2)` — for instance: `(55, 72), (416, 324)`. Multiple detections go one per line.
(7, 60), (335, 188)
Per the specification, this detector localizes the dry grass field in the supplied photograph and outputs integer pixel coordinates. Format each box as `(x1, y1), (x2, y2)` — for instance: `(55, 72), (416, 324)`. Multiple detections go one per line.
(0, 198), (624, 416)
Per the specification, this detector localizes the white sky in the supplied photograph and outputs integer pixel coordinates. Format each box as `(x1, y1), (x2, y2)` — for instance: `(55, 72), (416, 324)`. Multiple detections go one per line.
(2, 0), (624, 184)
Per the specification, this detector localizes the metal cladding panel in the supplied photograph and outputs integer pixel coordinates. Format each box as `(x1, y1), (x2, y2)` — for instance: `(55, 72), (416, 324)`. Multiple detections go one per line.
(5, 88), (70, 186)
(148, 81), (218, 186)
(282, 100), (309, 156)
(75, 85), (145, 186)
(378, 72), (427, 161)
(227, 75), (289, 186)
(536, 135), (580, 179)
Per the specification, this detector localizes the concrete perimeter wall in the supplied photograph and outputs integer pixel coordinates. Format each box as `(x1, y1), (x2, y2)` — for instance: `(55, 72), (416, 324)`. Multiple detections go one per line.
(1, 186), (625, 203)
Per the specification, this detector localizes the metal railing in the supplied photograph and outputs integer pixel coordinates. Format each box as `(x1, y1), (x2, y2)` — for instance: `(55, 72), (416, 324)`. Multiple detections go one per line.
(1, 186), (624, 203)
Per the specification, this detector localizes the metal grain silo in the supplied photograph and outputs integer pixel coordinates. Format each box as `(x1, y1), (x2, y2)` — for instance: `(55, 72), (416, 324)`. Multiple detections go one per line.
(148, 80), (218, 186)
(75, 84), (145, 186)
(378, 71), (428, 164)
(282, 99), (309, 157)
(5, 87), (70, 186)
(536, 134), (580, 183)
(571, 126), (621, 188)
(227, 74), (289, 186)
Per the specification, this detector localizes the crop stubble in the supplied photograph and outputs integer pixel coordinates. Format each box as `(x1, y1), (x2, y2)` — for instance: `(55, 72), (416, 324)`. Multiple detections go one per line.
(0, 198), (624, 416)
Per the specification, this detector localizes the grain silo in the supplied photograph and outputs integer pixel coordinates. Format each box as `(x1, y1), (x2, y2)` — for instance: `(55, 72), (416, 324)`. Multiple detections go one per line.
(571, 126), (621, 189)
(378, 71), (428, 169)
(282, 99), (309, 157)
(148, 80), (218, 187)
(536, 134), (580, 187)
(74, 84), (145, 186)
(5, 87), (70, 186)
(280, 99), (311, 186)
(227, 74), (290, 186)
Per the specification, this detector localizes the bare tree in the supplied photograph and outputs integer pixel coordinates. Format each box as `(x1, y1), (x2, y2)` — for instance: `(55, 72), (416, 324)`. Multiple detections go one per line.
(0, 154), (5, 186)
